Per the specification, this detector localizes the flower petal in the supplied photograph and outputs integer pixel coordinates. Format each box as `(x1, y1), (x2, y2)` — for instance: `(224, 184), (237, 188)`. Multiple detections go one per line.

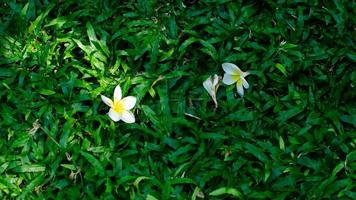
(101, 95), (113, 107)
(121, 110), (135, 123)
(203, 77), (214, 96)
(222, 73), (236, 85)
(236, 83), (244, 97)
(114, 85), (122, 101)
(222, 63), (242, 75)
(203, 76), (219, 107)
(242, 76), (249, 89)
(242, 71), (250, 77)
(121, 96), (136, 110)
(108, 109), (121, 122)
(212, 74), (220, 86)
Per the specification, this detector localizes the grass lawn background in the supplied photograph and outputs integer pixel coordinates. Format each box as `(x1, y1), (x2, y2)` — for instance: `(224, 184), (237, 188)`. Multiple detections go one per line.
(0, 0), (355, 199)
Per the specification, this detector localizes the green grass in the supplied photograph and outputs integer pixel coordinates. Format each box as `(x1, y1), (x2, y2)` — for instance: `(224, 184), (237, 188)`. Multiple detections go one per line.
(1, 0), (355, 199)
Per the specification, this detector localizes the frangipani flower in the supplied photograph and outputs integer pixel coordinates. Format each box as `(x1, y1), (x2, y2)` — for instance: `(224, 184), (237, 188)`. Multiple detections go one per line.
(222, 63), (249, 97)
(203, 74), (220, 108)
(101, 85), (136, 123)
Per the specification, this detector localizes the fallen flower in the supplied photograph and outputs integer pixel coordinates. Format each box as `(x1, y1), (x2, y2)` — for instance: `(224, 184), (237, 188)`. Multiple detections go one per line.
(203, 74), (220, 108)
(101, 84), (136, 123)
(222, 63), (249, 97)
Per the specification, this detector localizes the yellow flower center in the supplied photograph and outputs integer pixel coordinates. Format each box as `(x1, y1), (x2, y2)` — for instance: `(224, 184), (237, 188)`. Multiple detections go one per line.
(113, 100), (125, 113)
(232, 75), (243, 86)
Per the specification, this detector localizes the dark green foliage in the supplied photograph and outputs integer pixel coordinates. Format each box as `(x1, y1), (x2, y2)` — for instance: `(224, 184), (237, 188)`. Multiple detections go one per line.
(0, 0), (355, 199)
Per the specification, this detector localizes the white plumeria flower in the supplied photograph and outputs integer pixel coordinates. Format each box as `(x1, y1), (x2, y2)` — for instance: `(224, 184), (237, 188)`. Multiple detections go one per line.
(101, 85), (136, 123)
(222, 63), (250, 97)
(203, 74), (220, 108)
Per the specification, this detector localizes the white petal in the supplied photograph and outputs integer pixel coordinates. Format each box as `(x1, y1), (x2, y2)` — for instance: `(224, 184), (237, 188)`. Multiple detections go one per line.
(242, 71), (250, 77)
(101, 95), (113, 107)
(237, 83), (244, 97)
(121, 110), (135, 123)
(222, 73), (236, 85)
(212, 74), (219, 86)
(108, 109), (121, 122)
(121, 96), (136, 110)
(242, 77), (249, 89)
(113, 85), (122, 101)
(222, 63), (242, 75)
(203, 78), (214, 97)
(203, 76), (219, 107)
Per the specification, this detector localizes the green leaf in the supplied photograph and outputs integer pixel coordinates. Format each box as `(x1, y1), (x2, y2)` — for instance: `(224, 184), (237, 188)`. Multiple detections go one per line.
(80, 151), (105, 177)
(244, 143), (269, 162)
(146, 194), (158, 200)
(331, 162), (344, 177)
(275, 63), (288, 76)
(279, 136), (285, 151)
(225, 110), (258, 122)
(340, 114), (356, 125)
(38, 89), (56, 95)
(209, 187), (242, 197)
(277, 106), (304, 122)
(133, 176), (151, 189)
(13, 164), (46, 173)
